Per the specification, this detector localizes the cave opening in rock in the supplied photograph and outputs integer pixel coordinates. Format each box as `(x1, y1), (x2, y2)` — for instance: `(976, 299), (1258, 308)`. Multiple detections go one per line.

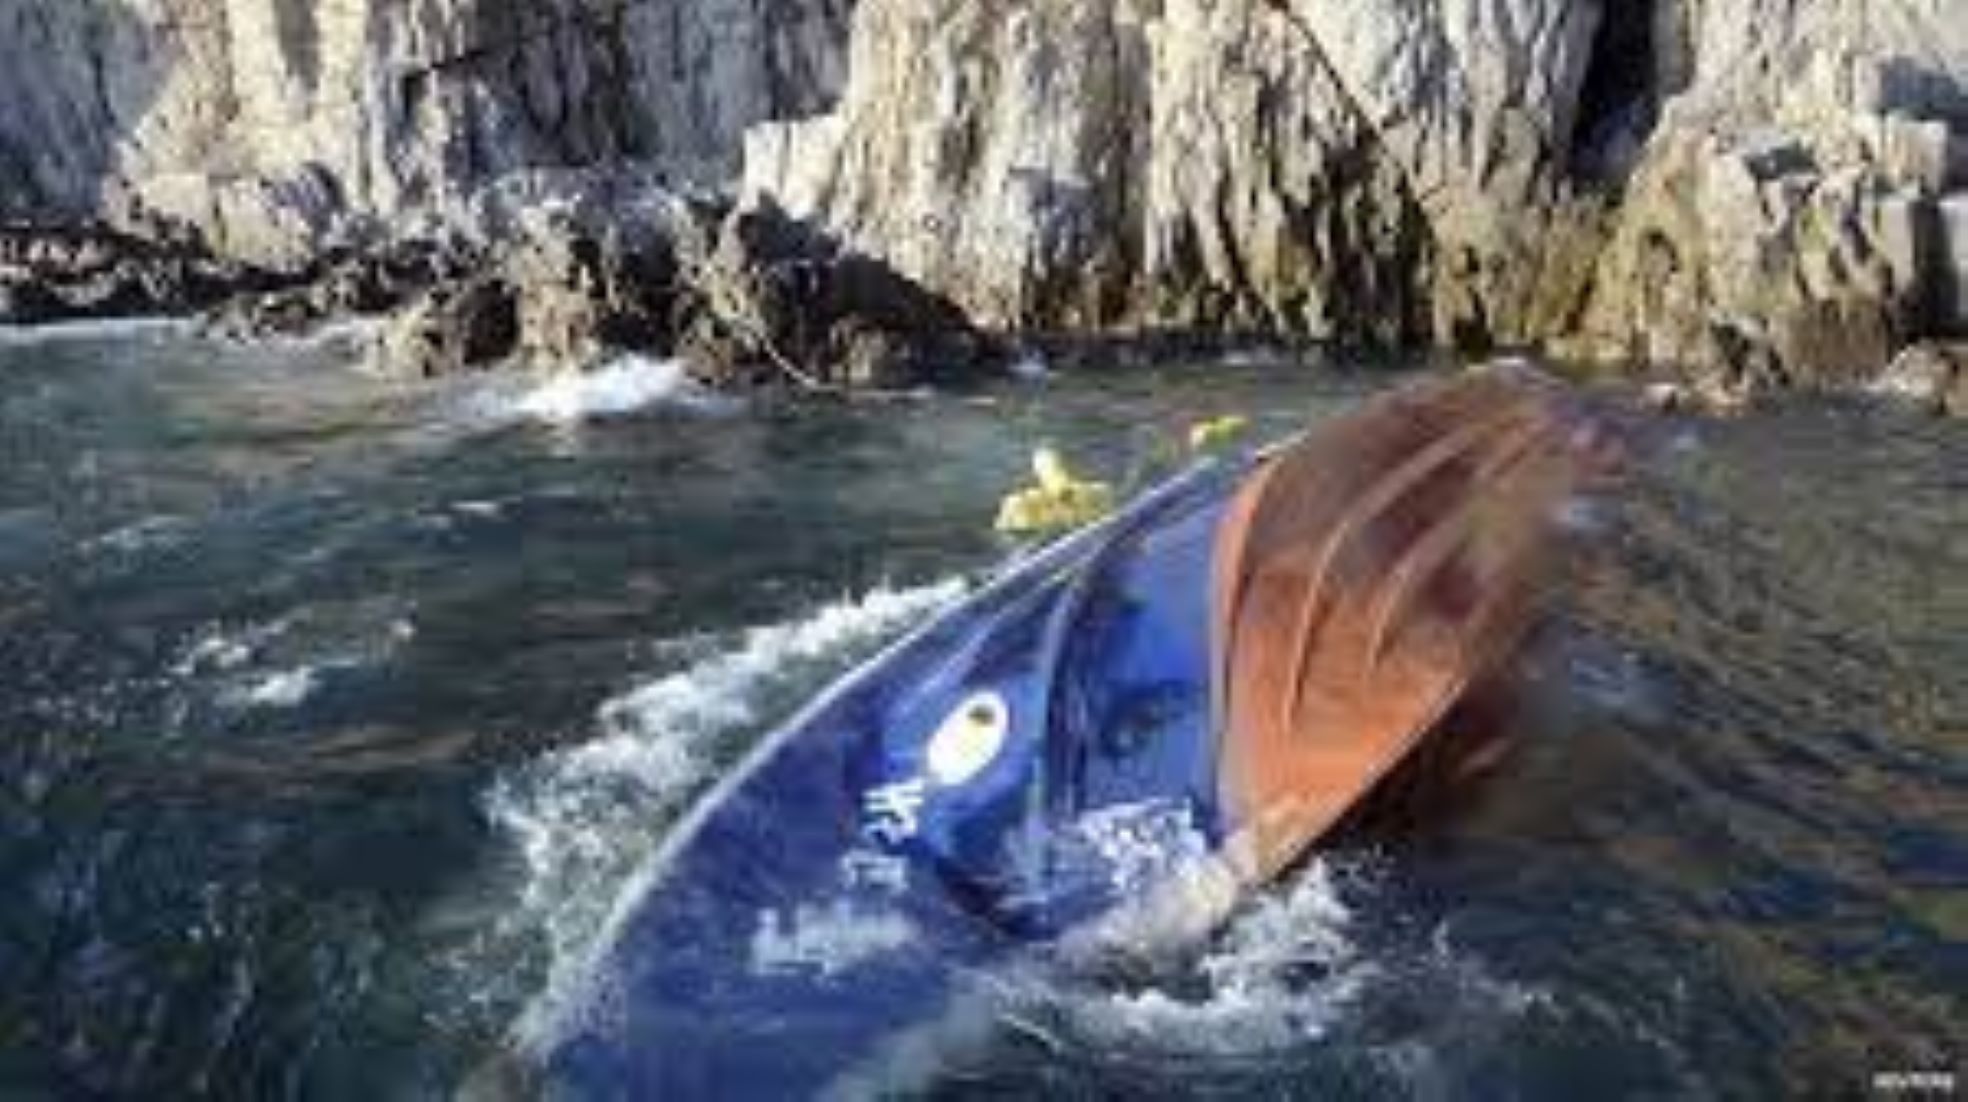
(1571, 0), (1679, 184)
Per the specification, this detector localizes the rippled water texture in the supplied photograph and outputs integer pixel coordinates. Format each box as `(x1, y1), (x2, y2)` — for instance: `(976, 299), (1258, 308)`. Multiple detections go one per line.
(0, 325), (1960, 1097)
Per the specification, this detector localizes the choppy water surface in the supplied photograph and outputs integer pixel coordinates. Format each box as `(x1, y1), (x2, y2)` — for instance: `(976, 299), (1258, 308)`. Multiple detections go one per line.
(0, 325), (1960, 1097)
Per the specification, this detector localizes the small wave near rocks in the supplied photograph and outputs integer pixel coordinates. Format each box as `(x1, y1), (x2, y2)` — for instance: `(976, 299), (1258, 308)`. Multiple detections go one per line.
(477, 355), (741, 428)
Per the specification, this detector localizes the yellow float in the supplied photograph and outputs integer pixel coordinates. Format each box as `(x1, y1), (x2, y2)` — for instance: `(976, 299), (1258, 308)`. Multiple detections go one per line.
(994, 446), (1115, 535)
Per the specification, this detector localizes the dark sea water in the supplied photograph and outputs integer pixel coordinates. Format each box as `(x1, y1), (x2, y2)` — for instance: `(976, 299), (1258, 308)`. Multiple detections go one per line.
(0, 323), (1960, 1099)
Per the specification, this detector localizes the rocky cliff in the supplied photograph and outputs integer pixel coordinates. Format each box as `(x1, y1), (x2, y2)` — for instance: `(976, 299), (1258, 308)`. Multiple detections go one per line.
(745, 0), (1968, 385)
(3, 0), (1965, 395)
(743, 0), (1603, 347)
(0, 0), (850, 266)
(1569, 0), (1968, 388)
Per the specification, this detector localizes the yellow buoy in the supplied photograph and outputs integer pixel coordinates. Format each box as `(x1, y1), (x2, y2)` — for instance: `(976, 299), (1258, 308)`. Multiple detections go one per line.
(1188, 414), (1251, 453)
(994, 447), (1114, 535)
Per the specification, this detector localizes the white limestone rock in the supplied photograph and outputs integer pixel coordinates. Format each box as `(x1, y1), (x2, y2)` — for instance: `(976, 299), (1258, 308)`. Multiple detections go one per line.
(741, 0), (1602, 345)
(1570, 0), (1968, 382)
(0, 0), (853, 267)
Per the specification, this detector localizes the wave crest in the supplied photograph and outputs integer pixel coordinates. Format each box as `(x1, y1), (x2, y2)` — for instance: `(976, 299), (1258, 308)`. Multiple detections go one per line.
(485, 579), (966, 1044)
(508, 356), (739, 424)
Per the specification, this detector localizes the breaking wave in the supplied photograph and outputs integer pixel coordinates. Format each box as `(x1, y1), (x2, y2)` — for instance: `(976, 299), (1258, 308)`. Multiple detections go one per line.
(505, 355), (739, 424)
(227, 666), (322, 710)
(1033, 859), (1377, 1056)
(848, 856), (1549, 1096)
(486, 578), (967, 1044)
(826, 859), (1390, 1098)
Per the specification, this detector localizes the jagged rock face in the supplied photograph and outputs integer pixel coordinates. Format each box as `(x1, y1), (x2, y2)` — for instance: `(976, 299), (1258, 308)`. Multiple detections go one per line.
(0, 0), (853, 268)
(1140, 1), (1429, 342)
(744, 0), (1968, 378)
(744, 0), (1604, 346)
(1281, 0), (1605, 346)
(1573, 124), (1933, 384)
(1572, 0), (1968, 384)
(746, 0), (1153, 330)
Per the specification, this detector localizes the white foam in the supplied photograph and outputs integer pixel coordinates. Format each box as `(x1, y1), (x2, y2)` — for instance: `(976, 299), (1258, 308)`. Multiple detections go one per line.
(486, 578), (966, 1045)
(1069, 800), (1213, 899)
(1005, 859), (1552, 1095)
(824, 860), (1379, 1099)
(172, 617), (297, 679)
(174, 632), (256, 677)
(1052, 859), (1376, 1055)
(174, 601), (413, 711)
(85, 514), (192, 556)
(0, 316), (193, 347)
(1216, 344), (1296, 369)
(219, 314), (387, 358)
(231, 666), (320, 709)
(287, 314), (386, 353)
(1007, 353), (1050, 381)
(508, 355), (739, 424)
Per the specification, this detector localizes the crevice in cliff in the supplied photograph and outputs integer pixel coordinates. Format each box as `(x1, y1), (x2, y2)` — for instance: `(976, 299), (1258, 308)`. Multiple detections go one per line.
(1570, 0), (1684, 185)
(271, 0), (322, 93)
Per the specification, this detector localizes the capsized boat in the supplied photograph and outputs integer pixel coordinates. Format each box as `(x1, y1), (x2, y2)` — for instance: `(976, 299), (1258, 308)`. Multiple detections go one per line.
(538, 367), (1620, 1096)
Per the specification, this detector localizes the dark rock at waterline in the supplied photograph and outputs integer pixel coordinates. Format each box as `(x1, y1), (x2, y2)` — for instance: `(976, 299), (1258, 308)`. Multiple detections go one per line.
(0, 278), (60, 323)
(831, 321), (920, 390)
(321, 216), (681, 379)
(298, 198), (994, 390)
(203, 236), (480, 341)
(672, 199), (999, 389)
(0, 220), (277, 325)
(201, 216), (674, 378)
(1641, 337), (1968, 418)
(504, 216), (680, 366)
(375, 278), (522, 378)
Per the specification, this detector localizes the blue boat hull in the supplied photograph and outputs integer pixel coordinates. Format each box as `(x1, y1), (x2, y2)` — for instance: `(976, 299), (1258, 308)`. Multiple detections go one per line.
(544, 461), (1248, 1096)
(538, 369), (1616, 1096)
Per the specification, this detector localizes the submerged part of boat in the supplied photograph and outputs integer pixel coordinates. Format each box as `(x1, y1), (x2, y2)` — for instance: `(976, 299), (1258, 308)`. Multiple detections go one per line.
(538, 367), (1619, 1096)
